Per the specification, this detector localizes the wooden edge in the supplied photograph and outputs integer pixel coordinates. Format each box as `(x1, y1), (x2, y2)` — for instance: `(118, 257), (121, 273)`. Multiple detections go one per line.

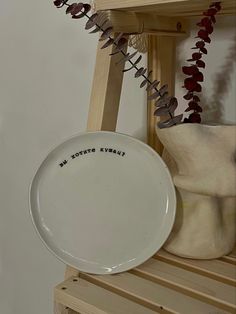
(87, 34), (127, 131)
(147, 35), (176, 154)
(155, 252), (236, 287)
(220, 255), (236, 265)
(65, 266), (80, 280)
(106, 10), (189, 36)
(80, 273), (176, 314)
(95, 0), (236, 15)
(130, 268), (236, 312)
(54, 283), (107, 314)
(55, 276), (159, 314)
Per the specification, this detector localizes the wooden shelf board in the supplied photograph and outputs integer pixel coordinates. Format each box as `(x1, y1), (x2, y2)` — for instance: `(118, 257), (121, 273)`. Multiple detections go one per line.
(55, 250), (236, 314)
(95, 0), (236, 16)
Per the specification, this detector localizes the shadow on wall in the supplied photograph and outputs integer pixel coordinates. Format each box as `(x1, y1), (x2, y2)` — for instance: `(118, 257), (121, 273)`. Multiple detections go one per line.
(201, 34), (236, 123)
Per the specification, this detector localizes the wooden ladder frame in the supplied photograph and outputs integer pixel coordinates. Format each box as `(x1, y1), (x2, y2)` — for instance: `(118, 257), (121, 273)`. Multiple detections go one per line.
(54, 9), (189, 310)
(53, 3), (236, 312)
(54, 33), (179, 314)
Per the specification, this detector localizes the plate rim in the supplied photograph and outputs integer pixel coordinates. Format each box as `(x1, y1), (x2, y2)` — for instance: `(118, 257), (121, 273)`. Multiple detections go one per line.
(29, 130), (176, 274)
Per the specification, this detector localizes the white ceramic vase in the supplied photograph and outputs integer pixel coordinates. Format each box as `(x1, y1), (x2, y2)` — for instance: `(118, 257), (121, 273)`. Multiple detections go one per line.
(156, 123), (236, 259)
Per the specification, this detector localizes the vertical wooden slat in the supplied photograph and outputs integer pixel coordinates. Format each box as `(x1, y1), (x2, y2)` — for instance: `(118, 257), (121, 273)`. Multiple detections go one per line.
(58, 36), (128, 314)
(147, 35), (176, 154)
(87, 35), (128, 131)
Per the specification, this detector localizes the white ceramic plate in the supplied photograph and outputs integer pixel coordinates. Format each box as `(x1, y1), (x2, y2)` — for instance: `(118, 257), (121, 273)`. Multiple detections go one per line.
(30, 131), (176, 274)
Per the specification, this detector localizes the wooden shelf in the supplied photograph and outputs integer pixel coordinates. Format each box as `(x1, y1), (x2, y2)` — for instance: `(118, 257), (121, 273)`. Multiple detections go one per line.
(95, 0), (236, 16)
(55, 249), (236, 314)
(54, 2), (236, 313)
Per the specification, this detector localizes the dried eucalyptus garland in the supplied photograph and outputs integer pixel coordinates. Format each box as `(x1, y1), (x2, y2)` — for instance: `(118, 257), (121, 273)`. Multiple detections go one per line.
(182, 2), (222, 123)
(53, 0), (221, 128)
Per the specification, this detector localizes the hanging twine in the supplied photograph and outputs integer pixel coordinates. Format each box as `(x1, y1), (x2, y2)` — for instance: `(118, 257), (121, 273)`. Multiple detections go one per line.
(128, 34), (148, 53)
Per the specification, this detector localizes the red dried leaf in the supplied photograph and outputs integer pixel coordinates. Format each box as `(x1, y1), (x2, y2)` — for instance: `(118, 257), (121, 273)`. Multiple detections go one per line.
(184, 78), (198, 91)
(205, 24), (214, 34)
(193, 72), (204, 82)
(198, 17), (212, 27)
(200, 47), (207, 54)
(187, 101), (198, 109)
(189, 101), (198, 108)
(214, 3), (221, 11)
(182, 66), (199, 75)
(183, 92), (193, 100)
(195, 105), (203, 112)
(193, 73), (203, 82)
(188, 112), (201, 123)
(196, 41), (205, 48)
(192, 53), (202, 60)
(196, 59), (206, 68)
(185, 104), (202, 112)
(198, 29), (209, 40)
(204, 8), (217, 16)
(210, 2), (221, 8)
(193, 95), (200, 102)
(211, 15), (216, 23)
(194, 83), (202, 92)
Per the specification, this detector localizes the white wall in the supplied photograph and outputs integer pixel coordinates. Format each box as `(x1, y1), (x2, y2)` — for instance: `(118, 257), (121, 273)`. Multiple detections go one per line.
(0, 0), (235, 313)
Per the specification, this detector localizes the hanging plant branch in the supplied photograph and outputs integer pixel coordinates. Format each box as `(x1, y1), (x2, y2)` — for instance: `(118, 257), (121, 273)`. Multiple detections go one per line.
(53, 0), (182, 128)
(53, 1), (222, 128)
(182, 2), (222, 124)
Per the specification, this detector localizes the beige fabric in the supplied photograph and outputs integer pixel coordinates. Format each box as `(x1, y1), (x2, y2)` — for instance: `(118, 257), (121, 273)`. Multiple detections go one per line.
(156, 124), (236, 259)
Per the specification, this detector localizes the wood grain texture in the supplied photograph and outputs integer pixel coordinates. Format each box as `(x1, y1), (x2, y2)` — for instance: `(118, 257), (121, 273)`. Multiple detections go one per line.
(107, 11), (188, 35)
(87, 35), (127, 132)
(220, 255), (236, 265)
(55, 277), (157, 314)
(95, 0), (236, 16)
(147, 35), (176, 154)
(80, 272), (230, 314)
(61, 35), (128, 314)
(156, 250), (236, 286)
(132, 258), (236, 312)
(56, 250), (236, 314)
